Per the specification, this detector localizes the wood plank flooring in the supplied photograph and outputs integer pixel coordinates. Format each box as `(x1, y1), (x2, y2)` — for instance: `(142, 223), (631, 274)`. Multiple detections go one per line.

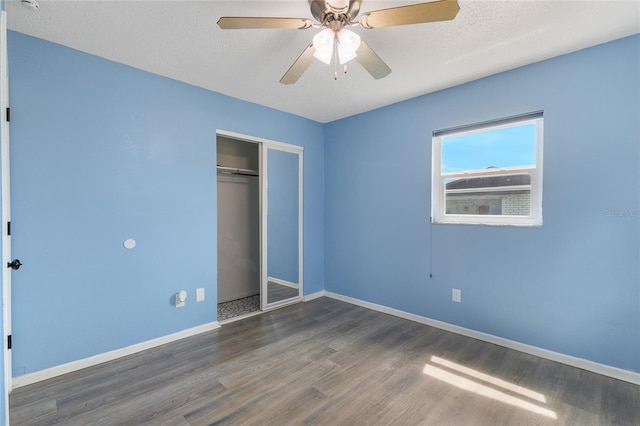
(10, 297), (640, 425)
(267, 282), (299, 304)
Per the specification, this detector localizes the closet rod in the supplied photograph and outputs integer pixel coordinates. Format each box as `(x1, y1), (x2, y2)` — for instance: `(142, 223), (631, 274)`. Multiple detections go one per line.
(216, 165), (259, 177)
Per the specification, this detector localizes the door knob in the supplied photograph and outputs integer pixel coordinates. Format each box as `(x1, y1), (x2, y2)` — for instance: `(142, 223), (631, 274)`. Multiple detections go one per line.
(7, 259), (22, 270)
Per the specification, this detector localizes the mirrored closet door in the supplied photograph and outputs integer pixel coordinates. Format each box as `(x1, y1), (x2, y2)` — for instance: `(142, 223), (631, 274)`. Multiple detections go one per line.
(261, 144), (303, 310)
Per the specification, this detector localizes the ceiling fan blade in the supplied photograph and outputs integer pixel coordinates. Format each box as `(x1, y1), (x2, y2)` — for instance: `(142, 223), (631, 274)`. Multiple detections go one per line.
(280, 44), (316, 85)
(217, 17), (312, 30)
(358, 0), (460, 29)
(355, 41), (391, 80)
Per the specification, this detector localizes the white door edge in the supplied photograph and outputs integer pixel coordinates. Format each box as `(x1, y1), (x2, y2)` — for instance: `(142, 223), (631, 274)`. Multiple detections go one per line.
(1, 9), (13, 422)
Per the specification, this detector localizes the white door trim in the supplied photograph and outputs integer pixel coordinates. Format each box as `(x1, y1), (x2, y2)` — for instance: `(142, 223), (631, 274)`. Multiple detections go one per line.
(1, 9), (13, 422)
(217, 129), (304, 153)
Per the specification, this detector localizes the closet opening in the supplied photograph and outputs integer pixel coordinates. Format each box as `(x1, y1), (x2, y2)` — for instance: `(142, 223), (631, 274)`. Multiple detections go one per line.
(217, 136), (261, 322)
(216, 130), (304, 323)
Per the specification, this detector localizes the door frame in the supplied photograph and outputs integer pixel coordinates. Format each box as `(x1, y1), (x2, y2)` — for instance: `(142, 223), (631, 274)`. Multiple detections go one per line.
(216, 129), (303, 313)
(1, 8), (12, 419)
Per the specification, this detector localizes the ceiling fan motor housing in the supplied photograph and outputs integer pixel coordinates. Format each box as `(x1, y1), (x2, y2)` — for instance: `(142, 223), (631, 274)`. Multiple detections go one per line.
(309, 0), (361, 23)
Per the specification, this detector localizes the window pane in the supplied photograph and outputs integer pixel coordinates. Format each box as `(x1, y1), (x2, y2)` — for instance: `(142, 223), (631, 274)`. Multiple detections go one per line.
(442, 123), (536, 173)
(444, 174), (531, 216)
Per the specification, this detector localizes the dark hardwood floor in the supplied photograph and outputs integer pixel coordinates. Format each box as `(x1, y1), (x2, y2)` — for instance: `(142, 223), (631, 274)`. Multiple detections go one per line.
(10, 297), (640, 425)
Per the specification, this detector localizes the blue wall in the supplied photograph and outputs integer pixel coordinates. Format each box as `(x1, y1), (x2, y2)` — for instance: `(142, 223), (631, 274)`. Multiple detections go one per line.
(5, 27), (639, 379)
(325, 34), (640, 373)
(7, 31), (324, 375)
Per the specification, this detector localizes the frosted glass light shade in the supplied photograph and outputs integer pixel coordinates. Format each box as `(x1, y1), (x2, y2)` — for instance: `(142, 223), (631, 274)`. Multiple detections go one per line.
(337, 29), (361, 64)
(313, 29), (335, 65)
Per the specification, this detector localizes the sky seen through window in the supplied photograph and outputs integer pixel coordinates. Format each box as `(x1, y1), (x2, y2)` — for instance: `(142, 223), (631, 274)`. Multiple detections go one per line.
(441, 123), (536, 173)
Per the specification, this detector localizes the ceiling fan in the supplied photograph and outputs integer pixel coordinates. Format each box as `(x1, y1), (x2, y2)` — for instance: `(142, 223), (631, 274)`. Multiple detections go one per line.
(217, 0), (460, 84)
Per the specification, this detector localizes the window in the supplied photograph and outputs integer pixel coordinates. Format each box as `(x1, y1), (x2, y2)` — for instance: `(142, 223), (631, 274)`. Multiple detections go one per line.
(432, 112), (543, 226)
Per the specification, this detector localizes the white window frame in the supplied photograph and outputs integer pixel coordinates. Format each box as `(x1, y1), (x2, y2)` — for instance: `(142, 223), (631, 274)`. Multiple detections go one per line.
(432, 113), (544, 226)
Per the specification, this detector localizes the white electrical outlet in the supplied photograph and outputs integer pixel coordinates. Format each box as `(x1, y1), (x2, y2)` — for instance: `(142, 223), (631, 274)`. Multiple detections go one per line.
(176, 290), (187, 308)
(452, 288), (461, 303)
(196, 288), (205, 302)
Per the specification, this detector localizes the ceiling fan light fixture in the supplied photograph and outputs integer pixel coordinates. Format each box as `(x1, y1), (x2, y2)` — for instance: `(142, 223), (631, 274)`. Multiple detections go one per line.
(312, 28), (335, 64)
(337, 29), (361, 64)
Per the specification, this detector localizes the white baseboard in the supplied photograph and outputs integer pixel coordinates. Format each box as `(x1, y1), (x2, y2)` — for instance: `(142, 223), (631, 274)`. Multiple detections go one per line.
(303, 290), (326, 302)
(268, 277), (299, 289)
(13, 292), (639, 389)
(12, 321), (220, 390)
(324, 291), (640, 385)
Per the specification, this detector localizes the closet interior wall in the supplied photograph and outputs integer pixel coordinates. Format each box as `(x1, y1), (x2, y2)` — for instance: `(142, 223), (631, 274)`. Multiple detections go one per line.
(216, 136), (260, 304)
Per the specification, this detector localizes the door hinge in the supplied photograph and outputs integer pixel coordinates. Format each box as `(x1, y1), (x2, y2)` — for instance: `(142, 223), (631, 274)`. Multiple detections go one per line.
(5, 107), (9, 123)
(7, 335), (11, 350)
(7, 221), (10, 236)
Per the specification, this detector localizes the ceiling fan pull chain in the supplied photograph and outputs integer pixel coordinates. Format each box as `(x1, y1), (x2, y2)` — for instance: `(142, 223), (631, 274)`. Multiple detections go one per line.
(334, 33), (339, 80)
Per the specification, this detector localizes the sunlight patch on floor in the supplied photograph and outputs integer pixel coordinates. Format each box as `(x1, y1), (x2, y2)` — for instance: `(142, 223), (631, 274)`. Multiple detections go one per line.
(430, 356), (547, 403)
(423, 357), (557, 419)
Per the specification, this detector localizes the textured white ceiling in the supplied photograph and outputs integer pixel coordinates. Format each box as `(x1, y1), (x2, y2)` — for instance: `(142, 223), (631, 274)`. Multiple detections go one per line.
(5, 0), (640, 123)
